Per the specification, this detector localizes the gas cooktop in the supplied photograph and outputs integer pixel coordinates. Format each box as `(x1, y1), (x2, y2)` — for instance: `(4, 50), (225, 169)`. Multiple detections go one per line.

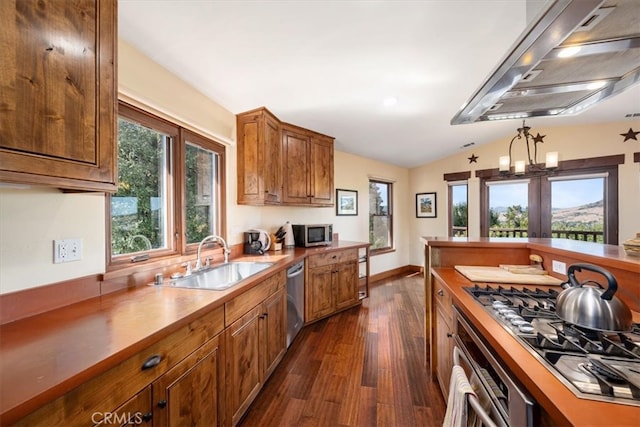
(465, 284), (640, 407)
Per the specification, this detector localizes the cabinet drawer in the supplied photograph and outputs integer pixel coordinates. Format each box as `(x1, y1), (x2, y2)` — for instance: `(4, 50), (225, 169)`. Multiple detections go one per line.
(14, 305), (224, 426)
(92, 386), (152, 426)
(307, 249), (357, 268)
(434, 279), (453, 319)
(225, 270), (285, 326)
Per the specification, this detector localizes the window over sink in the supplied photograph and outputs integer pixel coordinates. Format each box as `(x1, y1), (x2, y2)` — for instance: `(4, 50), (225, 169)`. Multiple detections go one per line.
(108, 102), (226, 268)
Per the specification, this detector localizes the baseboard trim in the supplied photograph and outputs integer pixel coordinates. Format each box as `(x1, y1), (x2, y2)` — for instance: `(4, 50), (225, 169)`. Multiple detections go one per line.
(370, 265), (423, 284)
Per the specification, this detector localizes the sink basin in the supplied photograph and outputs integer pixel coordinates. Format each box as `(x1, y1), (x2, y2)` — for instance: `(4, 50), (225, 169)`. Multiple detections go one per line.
(164, 261), (274, 290)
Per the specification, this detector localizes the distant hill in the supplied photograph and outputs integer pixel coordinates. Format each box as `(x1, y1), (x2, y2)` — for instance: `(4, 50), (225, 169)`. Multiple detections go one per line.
(491, 200), (604, 225)
(552, 200), (603, 225)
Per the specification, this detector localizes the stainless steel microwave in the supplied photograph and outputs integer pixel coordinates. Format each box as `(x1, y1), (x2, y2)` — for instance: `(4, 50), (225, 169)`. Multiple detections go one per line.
(292, 224), (333, 247)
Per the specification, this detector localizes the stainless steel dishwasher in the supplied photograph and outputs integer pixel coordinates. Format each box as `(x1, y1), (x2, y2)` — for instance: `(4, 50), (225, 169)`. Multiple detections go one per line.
(286, 261), (305, 348)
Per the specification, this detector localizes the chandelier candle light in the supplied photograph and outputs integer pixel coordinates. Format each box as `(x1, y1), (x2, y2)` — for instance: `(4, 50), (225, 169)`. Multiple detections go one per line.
(499, 120), (557, 176)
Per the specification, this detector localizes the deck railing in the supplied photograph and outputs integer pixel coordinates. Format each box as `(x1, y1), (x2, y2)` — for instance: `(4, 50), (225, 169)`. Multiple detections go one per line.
(486, 228), (603, 242)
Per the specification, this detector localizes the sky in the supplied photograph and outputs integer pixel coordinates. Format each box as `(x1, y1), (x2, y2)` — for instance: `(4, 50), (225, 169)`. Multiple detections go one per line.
(489, 178), (604, 209)
(451, 177), (605, 209)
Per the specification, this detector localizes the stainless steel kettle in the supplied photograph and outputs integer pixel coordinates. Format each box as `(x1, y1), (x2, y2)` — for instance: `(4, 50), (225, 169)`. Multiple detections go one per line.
(556, 263), (633, 332)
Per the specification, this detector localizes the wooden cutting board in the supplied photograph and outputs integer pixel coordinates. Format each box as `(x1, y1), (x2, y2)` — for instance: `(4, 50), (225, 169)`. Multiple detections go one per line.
(454, 265), (564, 285)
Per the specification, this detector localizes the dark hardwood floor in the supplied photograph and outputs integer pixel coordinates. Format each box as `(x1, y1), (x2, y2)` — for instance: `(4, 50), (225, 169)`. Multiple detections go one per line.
(239, 272), (446, 426)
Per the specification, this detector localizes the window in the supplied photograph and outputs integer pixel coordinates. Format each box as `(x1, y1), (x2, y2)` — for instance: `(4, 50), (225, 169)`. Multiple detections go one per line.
(108, 102), (225, 267)
(487, 180), (529, 237)
(444, 172), (470, 237)
(449, 182), (468, 236)
(369, 180), (393, 252)
(478, 155), (621, 245)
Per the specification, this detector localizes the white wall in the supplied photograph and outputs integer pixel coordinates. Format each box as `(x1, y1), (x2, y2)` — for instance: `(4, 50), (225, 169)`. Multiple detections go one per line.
(408, 120), (640, 267)
(0, 187), (106, 293)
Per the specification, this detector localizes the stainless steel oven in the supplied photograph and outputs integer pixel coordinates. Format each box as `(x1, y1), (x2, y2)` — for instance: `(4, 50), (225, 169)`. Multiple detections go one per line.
(454, 307), (536, 427)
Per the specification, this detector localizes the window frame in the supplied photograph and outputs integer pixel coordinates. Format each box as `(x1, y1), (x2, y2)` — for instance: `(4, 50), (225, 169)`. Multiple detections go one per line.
(476, 155), (621, 244)
(444, 171), (471, 237)
(368, 179), (394, 255)
(106, 101), (226, 270)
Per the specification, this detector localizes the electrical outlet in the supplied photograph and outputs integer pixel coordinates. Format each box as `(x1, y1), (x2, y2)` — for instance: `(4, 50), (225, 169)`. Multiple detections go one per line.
(53, 239), (82, 263)
(552, 260), (566, 275)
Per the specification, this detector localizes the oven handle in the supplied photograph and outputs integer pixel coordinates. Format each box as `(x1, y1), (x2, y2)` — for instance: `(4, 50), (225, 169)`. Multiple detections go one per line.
(453, 346), (500, 427)
(453, 335), (509, 427)
(454, 307), (535, 427)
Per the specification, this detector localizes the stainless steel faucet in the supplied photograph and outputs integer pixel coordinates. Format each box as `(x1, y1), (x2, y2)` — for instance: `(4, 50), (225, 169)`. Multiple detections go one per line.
(195, 235), (230, 270)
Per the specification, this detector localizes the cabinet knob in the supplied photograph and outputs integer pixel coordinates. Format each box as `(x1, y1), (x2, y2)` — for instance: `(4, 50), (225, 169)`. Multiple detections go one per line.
(157, 399), (167, 409)
(446, 333), (453, 338)
(437, 289), (444, 297)
(141, 412), (153, 422)
(141, 354), (162, 370)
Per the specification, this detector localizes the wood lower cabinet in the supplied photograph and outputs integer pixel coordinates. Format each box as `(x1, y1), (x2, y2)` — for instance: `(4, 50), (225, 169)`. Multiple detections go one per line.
(281, 124), (334, 207)
(0, 0), (117, 192)
(12, 307), (224, 427)
(92, 387), (152, 426)
(225, 273), (286, 426)
(236, 108), (282, 205)
(305, 249), (359, 323)
(433, 278), (454, 398)
(152, 334), (222, 426)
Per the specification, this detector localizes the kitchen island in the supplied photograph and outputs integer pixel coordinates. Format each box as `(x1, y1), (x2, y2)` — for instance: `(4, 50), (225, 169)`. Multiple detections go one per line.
(0, 241), (369, 426)
(424, 237), (640, 426)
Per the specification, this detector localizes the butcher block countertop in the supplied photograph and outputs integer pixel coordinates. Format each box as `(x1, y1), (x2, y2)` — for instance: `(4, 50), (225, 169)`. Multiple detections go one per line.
(0, 241), (368, 425)
(432, 267), (640, 426)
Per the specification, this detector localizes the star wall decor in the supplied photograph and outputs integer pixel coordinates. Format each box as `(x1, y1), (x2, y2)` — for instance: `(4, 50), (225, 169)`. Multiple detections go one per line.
(468, 154), (478, 163)
(532, 133), (546, 144)
(620, 128), (639, 142)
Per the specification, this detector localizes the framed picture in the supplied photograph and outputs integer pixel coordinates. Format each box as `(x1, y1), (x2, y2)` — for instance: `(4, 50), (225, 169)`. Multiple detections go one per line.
(336, 189), (358, 216)
(416, 192), (437, 218)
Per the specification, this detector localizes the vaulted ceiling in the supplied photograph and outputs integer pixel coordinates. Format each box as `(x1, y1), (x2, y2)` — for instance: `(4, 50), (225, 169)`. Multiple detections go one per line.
(119, 0), (640, 168)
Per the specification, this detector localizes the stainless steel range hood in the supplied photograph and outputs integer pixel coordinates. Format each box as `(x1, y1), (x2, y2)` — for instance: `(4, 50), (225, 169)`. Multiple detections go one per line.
(451, 0), (640, 124)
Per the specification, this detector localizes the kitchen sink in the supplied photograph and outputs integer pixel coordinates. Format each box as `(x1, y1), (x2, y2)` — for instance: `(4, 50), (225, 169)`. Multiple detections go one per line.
(161, 261), (275, 290)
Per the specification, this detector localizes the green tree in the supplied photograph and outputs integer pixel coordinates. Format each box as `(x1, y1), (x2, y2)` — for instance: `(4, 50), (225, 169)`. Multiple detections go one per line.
(111, 119), (165, 255)
(505, 205), (528, 229)
(452, 202), (467, 227)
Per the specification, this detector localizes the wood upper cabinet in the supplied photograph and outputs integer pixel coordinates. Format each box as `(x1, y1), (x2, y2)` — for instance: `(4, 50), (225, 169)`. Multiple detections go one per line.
(152, 334), (222, 426)
(0, 0), (117, 192)
(305, 249), (359, 323)
(236, 108), (282, 205)
(282, 124), (334, 206)
(225, 273), (286, 426)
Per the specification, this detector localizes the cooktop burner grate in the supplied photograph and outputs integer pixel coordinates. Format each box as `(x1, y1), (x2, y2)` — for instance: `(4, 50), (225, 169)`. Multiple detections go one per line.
(464, 284), (640, 406)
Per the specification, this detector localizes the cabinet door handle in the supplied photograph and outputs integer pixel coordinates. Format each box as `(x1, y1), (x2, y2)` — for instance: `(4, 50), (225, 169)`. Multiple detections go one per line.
(141, 354), (162, 370)
(157, 399), (167, 409)
(141, 412), (153, 422)
(437, 289), (444, 296)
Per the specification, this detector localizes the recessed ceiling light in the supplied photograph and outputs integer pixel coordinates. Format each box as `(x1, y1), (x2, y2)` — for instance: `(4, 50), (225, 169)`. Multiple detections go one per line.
(383, 97), (397, 106)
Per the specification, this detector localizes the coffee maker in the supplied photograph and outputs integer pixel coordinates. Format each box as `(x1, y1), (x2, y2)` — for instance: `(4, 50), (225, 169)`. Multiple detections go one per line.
(243, 231), (264, 255)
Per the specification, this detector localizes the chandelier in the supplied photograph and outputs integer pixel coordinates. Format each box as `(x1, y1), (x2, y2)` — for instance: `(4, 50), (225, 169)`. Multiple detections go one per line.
(499, 120), (558, 176)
